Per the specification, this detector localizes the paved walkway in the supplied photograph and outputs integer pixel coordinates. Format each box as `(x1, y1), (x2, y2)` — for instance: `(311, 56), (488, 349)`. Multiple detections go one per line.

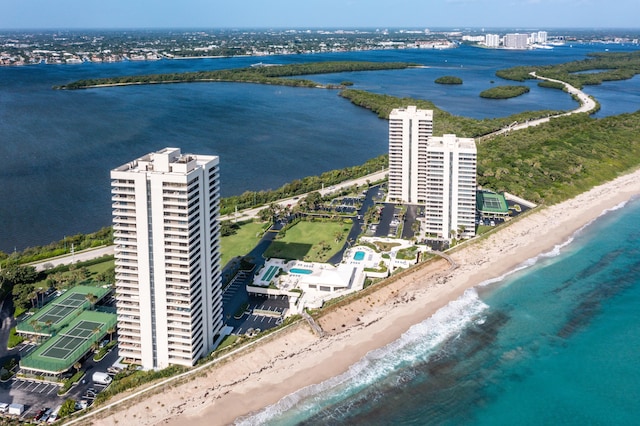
(432, 250), (458, 271)
(302, 311), (324, 338)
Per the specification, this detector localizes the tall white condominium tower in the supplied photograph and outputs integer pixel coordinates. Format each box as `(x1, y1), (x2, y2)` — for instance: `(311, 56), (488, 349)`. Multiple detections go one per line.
(503, 33), (529, 49)
(111, 147), (223, 370)
(423, 134), (477, 240)
(387, 106), (434, 204)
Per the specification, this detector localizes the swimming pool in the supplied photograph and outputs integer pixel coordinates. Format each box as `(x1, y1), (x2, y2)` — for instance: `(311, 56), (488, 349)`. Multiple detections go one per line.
(353, 251), (365, 261)
(290, 268), (313, 275)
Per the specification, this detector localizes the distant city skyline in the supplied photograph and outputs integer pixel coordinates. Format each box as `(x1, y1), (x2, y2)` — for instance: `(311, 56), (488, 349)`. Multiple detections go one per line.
(3, 0), (640, 30)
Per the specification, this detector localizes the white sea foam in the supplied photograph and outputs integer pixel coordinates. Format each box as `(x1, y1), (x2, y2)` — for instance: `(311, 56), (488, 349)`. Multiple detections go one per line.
(237, 200), (640, 425)
(236, 288), (489, 426)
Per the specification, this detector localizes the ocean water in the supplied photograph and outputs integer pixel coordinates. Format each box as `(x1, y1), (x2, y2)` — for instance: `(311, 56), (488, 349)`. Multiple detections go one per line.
(239, 197), (640, 425)
(1, 43), (639, 251)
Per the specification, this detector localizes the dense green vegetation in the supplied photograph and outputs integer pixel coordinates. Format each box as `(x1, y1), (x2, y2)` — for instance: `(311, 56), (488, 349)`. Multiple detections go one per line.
(339, 89), (562, 138)
(537, 80), (566, 90)
(220, 154), (387, 215)
(479, 85), (530, 99)
(0, 227), (112, 267)
(435, 76), (463, 84)
(496, 50), (640, 88)
(0, 256), (114, 318)
(7, 328), (23, 348)
(477, 111), (640, 204)
(56, 61), (417, 89)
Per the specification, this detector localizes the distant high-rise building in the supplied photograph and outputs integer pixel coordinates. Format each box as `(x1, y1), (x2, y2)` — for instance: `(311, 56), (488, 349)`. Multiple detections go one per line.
(387, 106), (434, 204)
(111, 147), (222, 370)
(538, 31), (548, 44)
(422, 135), (477, 240)
(485, 34), (500, 48)
(503, 33), (529, 49)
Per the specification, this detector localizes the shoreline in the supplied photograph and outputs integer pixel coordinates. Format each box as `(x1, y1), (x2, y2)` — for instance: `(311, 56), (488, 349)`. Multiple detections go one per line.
(89, 168), (640, 426)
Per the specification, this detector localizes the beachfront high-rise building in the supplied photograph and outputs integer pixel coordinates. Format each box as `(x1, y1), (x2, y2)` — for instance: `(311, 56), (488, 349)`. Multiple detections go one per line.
(111, 147), (223, 370)
(387, 106), (434, 204)
(423, 134), (477, 240)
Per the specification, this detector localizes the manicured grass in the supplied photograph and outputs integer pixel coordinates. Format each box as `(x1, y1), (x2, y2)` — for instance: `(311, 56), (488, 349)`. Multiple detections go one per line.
(264, 221), (350, 262)
(86, 259), (115, 275)
(221, 221), (266, 267)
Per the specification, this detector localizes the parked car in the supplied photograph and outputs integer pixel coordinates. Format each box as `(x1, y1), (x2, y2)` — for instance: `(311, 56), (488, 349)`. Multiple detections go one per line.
(41, 408), (53, 422)
(75, 400), (89, 410)
(34, 408), (47, 421)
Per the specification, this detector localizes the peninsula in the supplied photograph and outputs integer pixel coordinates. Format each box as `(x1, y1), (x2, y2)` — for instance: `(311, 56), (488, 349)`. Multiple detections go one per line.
(54, 61), (417, 90)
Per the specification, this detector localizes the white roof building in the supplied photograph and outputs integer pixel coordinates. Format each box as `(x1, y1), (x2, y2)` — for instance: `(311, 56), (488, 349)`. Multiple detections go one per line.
(111, 147), (223, 369)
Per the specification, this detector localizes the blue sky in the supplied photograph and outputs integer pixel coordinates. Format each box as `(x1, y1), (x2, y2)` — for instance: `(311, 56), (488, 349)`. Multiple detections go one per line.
(2, 0), (639, 30)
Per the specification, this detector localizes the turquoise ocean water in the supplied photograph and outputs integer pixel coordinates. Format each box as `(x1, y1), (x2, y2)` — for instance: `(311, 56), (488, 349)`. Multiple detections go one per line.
(239, 197), (640, 425)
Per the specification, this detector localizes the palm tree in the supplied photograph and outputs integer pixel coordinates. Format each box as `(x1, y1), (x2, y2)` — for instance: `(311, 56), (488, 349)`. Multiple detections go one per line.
(85, 293), (97, 309)
(30, 319), (42, 342)
(106, 325), (116, 342)
(73, 361), (82, 373)
(28, 291), (37, 309)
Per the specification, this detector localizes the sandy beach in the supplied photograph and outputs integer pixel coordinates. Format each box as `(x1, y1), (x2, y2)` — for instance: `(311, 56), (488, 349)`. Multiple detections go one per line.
(86, 168), (640, 426)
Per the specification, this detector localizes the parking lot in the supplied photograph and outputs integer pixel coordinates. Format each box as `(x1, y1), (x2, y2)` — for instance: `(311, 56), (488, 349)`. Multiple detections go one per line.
(233, 295), (288, 335)
(0, 378), (64, 421)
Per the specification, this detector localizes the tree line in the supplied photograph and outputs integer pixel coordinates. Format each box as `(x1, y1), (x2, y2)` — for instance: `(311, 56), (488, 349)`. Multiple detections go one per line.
(495, 50), (640, 88)
(338, 88), (561, 138)
(219, 155), (387, 215)
(55, 61), (417, 90)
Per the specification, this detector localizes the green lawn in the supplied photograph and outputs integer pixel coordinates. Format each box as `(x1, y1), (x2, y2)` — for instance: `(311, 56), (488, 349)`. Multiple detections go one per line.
(221, 221), (266, 267)
(264, 220), (350, 262)
(86, 259), (115, 275)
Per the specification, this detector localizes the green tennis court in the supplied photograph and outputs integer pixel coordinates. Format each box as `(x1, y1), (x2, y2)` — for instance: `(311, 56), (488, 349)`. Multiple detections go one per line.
(20, 310), (117, 373)
(60, 320), (104, 339)
(37, 305), (76, 325)
(54, 292), (91, 308)
(476, 191), (509, 215)
(16, 285), (110, 336)
(40, 335), (87, 360)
